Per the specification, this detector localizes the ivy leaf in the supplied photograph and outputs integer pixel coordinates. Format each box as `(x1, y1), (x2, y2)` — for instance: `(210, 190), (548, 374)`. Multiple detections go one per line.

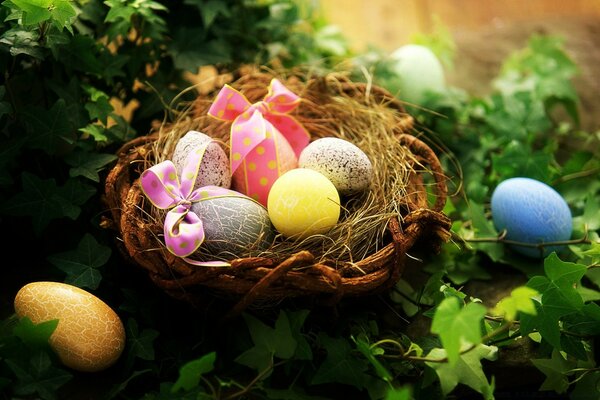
(10, 0), (52, 25)
(6, 351), (72, 400)
(430, 297), (486, 365)
(286, 309), (312, 360)
(311, 333), (368, 390)
(236, 310), (297, 373)
(563, 303), (600, 336)
(531, 349), (576, 394)
(493, 286), (539, 321)
(79, 123), (109, 142)
(65, 150), (117, 182)
(126, 318), (159, 361)
(171, 352), (216, 393)
(425, 344), (497, 398)
(168, 27), (232, 71)
(0, 173), (61, 231)
(83, 85), (113, 124)
(521, 253), (587, 350)
(0, 26), (43, 58)
(464, 201), (504, 263)
(13, 317), (58, 350)
(48, 0), (76, 31)
(385, 386), (413, 400)
(22, 99), (73, 155)
(353, 334), (392, 382)
(47, 233), (110, 290)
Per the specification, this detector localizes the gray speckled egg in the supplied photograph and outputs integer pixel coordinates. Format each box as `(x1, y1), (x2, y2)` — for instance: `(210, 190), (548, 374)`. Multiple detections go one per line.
(298, 137), (372, 195)
(172, 131), (231, 190)
(191, 194), (274, 257)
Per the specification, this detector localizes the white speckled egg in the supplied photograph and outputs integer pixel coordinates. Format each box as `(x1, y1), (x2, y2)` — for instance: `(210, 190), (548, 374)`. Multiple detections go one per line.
(298, 137), (372, 195)
(172, 130), (231, 190)
(191, 190), (275, 256)
(14, 281), (126, 372)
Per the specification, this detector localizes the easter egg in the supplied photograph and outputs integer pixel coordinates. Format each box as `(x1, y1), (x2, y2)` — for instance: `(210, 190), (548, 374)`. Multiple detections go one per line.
(298, 137), (372, 195)
(491, 177), (573, 258)
(267, 168), (340, 239)
(14, 281), (125, 372)
(172, 130), (231, 190)
(388, 44), (446, 105)
(231, 127), (298, 206)
(191, 190), (274, 256)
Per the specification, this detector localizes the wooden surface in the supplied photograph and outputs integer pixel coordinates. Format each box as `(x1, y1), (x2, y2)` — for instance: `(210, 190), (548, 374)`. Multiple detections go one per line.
(320, 0), (600, 51)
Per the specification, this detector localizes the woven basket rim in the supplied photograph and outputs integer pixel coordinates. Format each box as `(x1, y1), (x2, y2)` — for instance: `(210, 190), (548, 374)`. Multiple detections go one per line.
(102, 69), (452, 317)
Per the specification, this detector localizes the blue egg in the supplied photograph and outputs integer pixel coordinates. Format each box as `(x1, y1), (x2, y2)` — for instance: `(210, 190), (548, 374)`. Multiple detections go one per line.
(491, 177), (572, 258)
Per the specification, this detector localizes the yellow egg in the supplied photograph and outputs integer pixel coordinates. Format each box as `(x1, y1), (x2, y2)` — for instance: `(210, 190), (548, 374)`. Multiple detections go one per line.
(267, 168), (340, 239)
(14, 281), (126, 372)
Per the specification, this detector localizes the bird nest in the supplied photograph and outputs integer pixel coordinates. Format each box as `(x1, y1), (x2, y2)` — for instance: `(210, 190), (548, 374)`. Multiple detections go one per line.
(103, 66), (451, 317)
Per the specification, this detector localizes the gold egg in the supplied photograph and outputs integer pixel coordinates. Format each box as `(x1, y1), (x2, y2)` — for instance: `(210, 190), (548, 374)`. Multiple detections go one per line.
(14, 281), (126, 372)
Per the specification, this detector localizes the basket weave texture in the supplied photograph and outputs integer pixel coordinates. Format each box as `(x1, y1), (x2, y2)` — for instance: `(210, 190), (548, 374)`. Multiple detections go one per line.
(103, 68), (452, 315)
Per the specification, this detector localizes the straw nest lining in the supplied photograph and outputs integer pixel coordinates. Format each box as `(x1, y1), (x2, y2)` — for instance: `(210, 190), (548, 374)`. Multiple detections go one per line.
(103, 66), (451, 315)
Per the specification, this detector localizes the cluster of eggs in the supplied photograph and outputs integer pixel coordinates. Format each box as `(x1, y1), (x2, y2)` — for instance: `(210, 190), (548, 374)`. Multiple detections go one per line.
(10, 131), (374, 373)
(172, 131), (373, 248)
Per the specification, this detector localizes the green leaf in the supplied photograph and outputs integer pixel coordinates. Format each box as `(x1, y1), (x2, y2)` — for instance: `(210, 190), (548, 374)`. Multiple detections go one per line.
(385, 386), (413, 400)
(47, 233), (110, 290)
(13, 317), (58, 349)
(531, 349), (576, 394)
(430, 297), (486, 364)
(11, 0), (52, 25)
(168, 27), (232, 71)
(65, 151), (117, 182)
(1, 173), (63, 231)
(563, 303), (600, 336)
(354, 334), (392, 382)
(236, 310), (298, 372)
(286, 309), (312, 360)
(48, 0), (76, 31)
(22, 99), (73, 155)
(126, 318), (159, 361)
(0, 26), (44, 58)
(79, 123), (109, 142)
(425, 344), (497, 398)
(493, 286), (539, 321)
(171, 352), (216, 393)
(311, 333), (368, 390)
(6, 351), (72, 400)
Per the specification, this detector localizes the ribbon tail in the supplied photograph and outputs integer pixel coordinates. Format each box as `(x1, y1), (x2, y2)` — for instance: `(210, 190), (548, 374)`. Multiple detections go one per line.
(230, 110), (267, 173)
(182, 258), (231, 267)
(163, 206), (205, 257)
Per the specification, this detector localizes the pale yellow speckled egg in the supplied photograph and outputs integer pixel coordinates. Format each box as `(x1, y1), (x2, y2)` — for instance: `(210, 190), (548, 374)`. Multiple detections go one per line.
(14, 281), (126, 372)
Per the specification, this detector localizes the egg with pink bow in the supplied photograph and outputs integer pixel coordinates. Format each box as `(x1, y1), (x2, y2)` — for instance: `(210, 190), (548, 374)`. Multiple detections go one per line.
(172, 130), (231, 190)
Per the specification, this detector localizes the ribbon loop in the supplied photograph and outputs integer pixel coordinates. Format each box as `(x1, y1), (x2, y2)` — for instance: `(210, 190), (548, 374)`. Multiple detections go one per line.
(207, 78), (311, 205)
(140, 141), (236, 262)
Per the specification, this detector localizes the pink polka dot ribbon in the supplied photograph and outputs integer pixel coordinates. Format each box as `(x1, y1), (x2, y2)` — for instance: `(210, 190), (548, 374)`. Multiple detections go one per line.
(207, 78), (311, 205)
(140, 142), (235, 267)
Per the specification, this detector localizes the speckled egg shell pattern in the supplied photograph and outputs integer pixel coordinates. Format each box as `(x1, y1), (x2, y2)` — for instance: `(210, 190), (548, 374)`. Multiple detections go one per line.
(191, 195), (274, 256)
(172, 130), (231, 190)
(14, 281), (126, 372)
(298, 137), (372, 195)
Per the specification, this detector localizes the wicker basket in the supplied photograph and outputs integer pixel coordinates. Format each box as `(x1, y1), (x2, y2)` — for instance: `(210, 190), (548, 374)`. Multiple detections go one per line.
(103, 68), (451, 317)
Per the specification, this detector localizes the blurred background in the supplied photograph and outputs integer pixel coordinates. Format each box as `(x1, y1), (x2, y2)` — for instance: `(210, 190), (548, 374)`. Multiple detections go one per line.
(320, 0), (600, 130)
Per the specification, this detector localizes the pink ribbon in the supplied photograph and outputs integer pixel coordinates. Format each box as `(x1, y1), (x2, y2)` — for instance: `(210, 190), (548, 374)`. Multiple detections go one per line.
(207, 78), (310, 204)
(140, 142), (234, 267)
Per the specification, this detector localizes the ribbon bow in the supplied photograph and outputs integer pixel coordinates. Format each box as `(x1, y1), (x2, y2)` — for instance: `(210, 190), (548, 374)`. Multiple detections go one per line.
(140, 142), (232, 266)
(208, 78), (310, 204)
